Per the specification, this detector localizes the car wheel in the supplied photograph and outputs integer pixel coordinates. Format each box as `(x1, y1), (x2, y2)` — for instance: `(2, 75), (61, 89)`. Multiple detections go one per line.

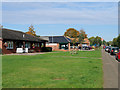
(116, 56), (118, 60)
(118, 58), (120, 62)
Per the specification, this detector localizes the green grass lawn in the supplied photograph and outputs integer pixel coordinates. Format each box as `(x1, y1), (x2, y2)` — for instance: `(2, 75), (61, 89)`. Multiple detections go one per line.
(2, 49), (103, 88)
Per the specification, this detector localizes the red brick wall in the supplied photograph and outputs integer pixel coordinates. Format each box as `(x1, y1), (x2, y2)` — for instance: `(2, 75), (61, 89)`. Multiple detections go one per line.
(2, 41), (16, 54)
(0, 40), (2, 49)
(2, 41), (43, 54)
(47, 43), (59, 51)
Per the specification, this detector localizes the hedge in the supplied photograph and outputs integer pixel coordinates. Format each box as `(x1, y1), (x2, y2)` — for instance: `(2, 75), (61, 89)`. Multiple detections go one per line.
(41, 47), (52, 52)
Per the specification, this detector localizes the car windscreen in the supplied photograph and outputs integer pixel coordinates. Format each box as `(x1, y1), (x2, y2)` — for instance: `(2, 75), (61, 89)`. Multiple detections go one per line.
(112, 48), (119, 50)
(105, 47), (109, 49)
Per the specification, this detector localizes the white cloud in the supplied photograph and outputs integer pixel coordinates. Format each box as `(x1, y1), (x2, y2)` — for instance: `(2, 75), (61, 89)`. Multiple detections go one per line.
(1, 0), (120, 2)
(2, 2), (118, 25)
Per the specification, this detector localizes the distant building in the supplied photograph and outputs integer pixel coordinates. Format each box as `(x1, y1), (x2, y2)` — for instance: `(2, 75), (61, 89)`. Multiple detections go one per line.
(41, 36), (71, 51)
(82, 38), (90, 46)
(41, 36), (90, 51)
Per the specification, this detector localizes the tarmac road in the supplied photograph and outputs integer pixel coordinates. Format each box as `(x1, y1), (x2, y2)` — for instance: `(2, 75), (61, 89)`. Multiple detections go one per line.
(102, 49), (118, 88)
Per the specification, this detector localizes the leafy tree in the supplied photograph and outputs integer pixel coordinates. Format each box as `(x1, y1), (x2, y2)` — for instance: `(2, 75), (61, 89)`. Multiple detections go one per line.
(94, 36), (102, 46)
(64, 28), (79, 38)
(89, 37), (95, 46)
(106, 41), (112, 46)
(89, 36), (102, 46)
(79, 29), (87, 38)
(109, 41), (112, 46)
(78, 30), (86, 45)
(103, 40), (106, 45)
(64, 28), (87, 45)
(117, 34), (120, 48)
(106, 42), (110, 46)
(69, 30), (78, 54)
(72, 30), (78, 46)
(112, 38), (118, 47)
(26, 25), (36, 36)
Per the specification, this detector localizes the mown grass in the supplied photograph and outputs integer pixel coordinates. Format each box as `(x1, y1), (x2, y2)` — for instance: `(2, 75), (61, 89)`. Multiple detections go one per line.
(2, 49), (103, 88)
(51, 49), (101, 58)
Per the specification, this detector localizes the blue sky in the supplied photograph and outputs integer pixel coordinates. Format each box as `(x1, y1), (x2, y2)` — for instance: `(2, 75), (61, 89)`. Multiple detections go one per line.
(2, 2), (118, 41)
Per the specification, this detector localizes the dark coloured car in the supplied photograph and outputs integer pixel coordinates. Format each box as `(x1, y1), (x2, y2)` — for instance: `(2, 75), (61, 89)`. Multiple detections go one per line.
(108, 46), (112, 53)
(85, 46), (90, 50)
(105, 46), (109, 52)
(82, 46), (90, 50)
(110, 47), (119, 55)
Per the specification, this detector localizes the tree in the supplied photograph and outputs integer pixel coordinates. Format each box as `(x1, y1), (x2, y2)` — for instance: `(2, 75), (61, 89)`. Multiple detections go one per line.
(89, 37), (95, 46)
(72, 30), (78, 46)
(94, 36), (102, 46)
(112, 38), (118, 47)
(89, 36), (102, 46)
(26, 25), (36, 36)
(102, 40), (106, 45)
(106, 42), (110, 46)
(64, 28), (79, 38)
(106, 41), (112, 46)
(78, 30), (86, 45)
(79, 29), (87, 38)
(117, 34), (120, 48)
(69, 30), (78, 54)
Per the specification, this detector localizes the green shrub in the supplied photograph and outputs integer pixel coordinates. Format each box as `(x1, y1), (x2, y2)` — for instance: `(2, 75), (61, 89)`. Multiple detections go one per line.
(41, 47), (52, 52)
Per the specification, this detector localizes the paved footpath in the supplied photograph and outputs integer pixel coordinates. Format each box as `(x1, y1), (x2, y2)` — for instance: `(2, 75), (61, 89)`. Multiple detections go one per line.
(102, 49), (118, 88)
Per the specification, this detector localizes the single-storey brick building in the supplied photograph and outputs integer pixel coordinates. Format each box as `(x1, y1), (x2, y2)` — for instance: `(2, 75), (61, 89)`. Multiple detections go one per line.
(41, 36), (71, 51)
(0, 28), (48, 54)
(41, 36), (90, 51)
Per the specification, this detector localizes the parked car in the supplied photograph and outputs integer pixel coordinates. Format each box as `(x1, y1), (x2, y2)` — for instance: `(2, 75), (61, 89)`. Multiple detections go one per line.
(116, 51), (120, 62)
(70, 46), (78, 49)
(105, 46), (109, 52)
(103, 45), (106, 49)
(108, 46), (112, 53)
(110, 47), (119, 55)
(89, 46), (92, 49)
(82, 46), (90, 50)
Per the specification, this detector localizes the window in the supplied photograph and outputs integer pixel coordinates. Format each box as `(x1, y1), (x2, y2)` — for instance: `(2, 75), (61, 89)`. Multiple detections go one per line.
(41, 43), (44, 47)
(38, 43), (39, 47)
(6, 41), (13, 49)
(25, 42), (30, 49)
(35, 43), (38, 47)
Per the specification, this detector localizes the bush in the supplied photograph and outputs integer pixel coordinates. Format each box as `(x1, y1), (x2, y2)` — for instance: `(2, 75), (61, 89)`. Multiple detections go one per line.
(41, 47), (52, 52)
